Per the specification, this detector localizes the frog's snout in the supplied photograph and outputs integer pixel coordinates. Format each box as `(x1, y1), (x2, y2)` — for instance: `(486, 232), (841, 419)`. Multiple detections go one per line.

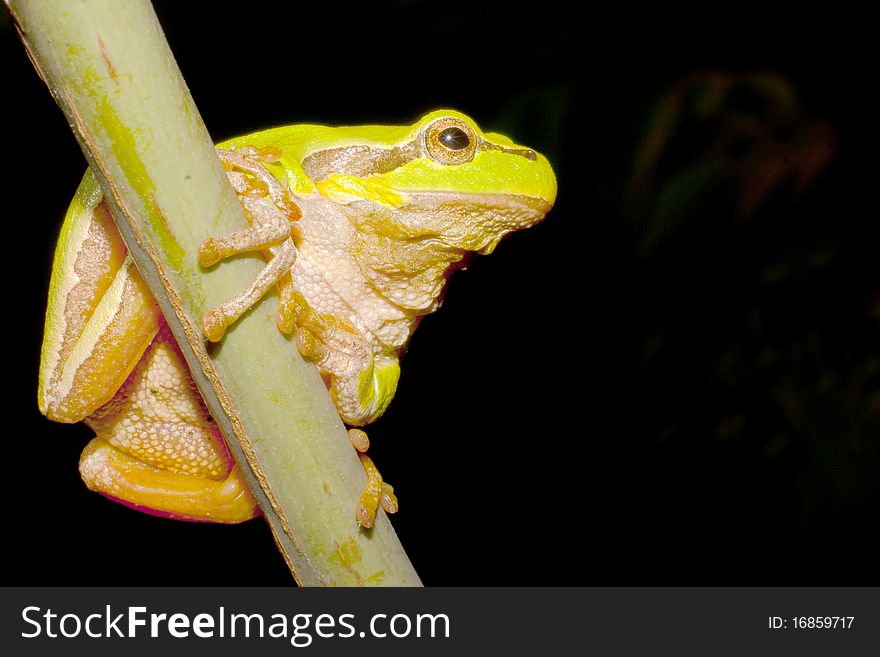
(534, 151), (558, 209)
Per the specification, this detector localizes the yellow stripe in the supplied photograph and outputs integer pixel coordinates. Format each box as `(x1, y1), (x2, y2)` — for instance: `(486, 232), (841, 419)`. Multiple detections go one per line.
(54, 255), (133, 404)
(38, 171), (104, 412)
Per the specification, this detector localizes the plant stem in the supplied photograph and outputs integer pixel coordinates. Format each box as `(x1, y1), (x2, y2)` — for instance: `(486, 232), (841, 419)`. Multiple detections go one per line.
(7, 0), (420, 586)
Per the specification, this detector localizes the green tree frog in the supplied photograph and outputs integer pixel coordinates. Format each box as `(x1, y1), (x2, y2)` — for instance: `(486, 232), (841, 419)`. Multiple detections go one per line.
(38, 110), (556, 527)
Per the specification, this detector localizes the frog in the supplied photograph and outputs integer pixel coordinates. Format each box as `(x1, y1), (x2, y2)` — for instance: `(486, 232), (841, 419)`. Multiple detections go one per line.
(38, 109), (557, 528)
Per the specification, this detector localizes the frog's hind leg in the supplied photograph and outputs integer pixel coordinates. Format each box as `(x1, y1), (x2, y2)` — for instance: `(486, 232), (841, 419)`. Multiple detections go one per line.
(39, 169), (163, 423)
(79, 322), (259, 523)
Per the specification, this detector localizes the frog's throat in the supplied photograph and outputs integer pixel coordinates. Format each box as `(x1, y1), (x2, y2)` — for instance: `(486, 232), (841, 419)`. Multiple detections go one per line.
(287, 190), (549, 359)
(343, 192), (550, 314)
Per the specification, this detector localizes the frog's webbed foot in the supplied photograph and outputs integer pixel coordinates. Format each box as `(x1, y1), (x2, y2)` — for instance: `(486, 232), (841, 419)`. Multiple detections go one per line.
(200, 146), (303, 342)
(348, 428), (398, 529)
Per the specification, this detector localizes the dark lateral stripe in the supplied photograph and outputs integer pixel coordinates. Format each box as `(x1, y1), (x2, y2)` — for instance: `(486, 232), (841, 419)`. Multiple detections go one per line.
(302, 134), (537, 183)
(301, 139), (422, 183)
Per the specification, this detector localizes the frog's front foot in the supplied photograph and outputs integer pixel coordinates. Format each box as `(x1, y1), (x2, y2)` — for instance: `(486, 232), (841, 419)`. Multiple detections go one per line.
(200, 146), (302, 342)
(348, 428), (398, 529)
(276, 287), (372, 381)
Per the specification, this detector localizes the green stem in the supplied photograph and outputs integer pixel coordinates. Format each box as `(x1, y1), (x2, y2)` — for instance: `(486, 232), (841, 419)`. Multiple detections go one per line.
(8, 0), (420, 586)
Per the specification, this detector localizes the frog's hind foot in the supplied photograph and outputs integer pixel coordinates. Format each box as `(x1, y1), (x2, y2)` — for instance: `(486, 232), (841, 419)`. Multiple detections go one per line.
(348, 429), (398, 529)
(200, 146), (303, 342)
(79, 439), (260, 523)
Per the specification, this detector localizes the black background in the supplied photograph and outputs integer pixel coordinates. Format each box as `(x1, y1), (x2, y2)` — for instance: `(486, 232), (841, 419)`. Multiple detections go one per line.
(3, 2), (878, 585)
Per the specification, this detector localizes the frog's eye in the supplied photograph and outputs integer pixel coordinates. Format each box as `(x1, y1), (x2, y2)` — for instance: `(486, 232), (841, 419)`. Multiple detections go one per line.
(424, 117), (477, 165)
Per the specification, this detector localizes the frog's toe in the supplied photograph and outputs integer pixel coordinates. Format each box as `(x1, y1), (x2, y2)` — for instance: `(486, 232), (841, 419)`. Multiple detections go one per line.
(78, 439), (260, 523)
(355, 450), (397, 529)
(380, 482), (398, 514)
(277, 288), (371, 379)
(347, 428), (370, 452)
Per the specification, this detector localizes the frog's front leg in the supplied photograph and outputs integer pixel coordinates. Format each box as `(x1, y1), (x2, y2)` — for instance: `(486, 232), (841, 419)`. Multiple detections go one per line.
(200, 147), (303, 342)
(277, 290), (401, 425)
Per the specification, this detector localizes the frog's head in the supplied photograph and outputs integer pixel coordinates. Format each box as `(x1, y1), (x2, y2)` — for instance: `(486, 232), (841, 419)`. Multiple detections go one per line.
(302, 109), (557, 255)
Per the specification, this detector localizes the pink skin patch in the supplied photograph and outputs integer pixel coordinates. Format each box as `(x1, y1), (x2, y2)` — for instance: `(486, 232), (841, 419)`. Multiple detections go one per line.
(97, 492), (241, 524)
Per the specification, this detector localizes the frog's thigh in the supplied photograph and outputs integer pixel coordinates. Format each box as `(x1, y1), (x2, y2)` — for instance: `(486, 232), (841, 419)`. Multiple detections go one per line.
(80, 323), (259, 523)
